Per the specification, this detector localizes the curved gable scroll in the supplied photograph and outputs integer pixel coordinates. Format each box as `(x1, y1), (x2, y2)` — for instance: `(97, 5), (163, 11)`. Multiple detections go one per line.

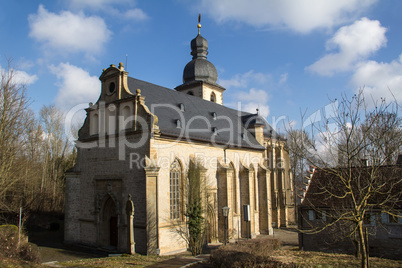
(133, 89), (160, 135)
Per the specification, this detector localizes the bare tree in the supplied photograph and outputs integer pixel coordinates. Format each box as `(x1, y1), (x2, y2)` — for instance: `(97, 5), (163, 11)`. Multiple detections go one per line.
(0, 60), (34, 212)
(40, 105), (73, 210)
(170, 159), (207, 256)
(363, 112), (402, 165)
(286, 129), (315, 202)
(297, 89), (402, 268)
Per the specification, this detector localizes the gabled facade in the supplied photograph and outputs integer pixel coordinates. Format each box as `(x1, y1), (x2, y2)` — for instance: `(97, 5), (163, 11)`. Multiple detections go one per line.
(65, 21), (295, 255)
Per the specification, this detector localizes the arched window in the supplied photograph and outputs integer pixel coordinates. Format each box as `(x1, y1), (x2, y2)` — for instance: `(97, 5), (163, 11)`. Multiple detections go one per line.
(106, 104), (116, 134)
(121, 105), (131, 130)
(170, 159), (181, 219)
(210, 92), (216, 102)
(230, 163), (237, 214)
(91, 113), (99, 135)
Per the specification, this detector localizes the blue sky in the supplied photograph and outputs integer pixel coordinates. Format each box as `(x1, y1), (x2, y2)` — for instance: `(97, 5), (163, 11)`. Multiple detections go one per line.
(1, 0), (401, 132)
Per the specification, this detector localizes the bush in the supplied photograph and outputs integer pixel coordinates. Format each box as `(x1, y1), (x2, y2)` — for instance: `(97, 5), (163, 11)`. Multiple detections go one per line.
(210, 238), (298, 267)
(0, 224), (19, 257)
(0, 224), (39, 263)
(19, 243), (40, 262)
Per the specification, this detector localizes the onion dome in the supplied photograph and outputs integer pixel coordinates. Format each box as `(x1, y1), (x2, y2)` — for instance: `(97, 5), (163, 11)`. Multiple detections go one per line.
(182, 20), (218, 84)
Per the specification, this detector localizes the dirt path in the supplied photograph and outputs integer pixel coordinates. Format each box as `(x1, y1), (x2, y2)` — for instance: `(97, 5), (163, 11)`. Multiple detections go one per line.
(29, 229), (107, 264)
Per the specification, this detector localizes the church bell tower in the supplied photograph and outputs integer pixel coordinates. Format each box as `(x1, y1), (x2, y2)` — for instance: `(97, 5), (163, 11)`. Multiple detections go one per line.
(175, 14), (226, 104)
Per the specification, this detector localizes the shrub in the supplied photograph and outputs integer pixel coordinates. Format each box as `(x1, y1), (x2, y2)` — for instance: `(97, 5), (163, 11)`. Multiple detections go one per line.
(210, 238), (298, 267)
(19, 242), (40, 262)
(0, 224), (39, 263)
(0, 224), (19, 257)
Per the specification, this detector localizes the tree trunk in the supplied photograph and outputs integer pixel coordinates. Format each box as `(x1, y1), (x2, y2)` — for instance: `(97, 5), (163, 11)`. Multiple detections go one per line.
(357, 221), (369, 268)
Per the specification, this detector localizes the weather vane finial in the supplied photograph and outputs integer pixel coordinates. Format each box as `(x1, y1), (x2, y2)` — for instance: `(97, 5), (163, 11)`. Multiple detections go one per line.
(197, 13), (201, 34)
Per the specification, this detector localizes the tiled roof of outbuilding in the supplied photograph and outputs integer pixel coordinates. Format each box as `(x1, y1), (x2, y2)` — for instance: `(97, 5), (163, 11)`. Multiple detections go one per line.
(301, 166), (402, 209)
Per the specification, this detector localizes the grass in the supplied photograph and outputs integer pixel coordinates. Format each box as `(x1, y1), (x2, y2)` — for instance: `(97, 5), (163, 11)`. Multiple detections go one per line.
(1, 238), (401, 267)
(59, 254), (174, 268)
(0, 255), (42, 268)
(210, 238), (402, 268)
(1, 247), (401, 267)
(272, 247), (402, 268)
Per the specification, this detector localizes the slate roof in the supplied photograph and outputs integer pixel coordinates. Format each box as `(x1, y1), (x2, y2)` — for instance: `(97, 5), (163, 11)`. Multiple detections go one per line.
(301, 166), (402, 209)
(127, 77), (280, 150)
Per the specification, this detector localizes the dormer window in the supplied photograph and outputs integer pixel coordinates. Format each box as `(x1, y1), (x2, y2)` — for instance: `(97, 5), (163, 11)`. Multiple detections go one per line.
(242, 133), (246, 140)
(179, 103), (185, 112)
(212, 112), (217, 120)
(210, 92), (216, 102)
(212, 127), (217, 135)
(176, 119), (182, 128)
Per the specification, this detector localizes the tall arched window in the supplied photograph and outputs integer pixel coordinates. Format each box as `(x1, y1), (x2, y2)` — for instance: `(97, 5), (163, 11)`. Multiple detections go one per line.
(91, 113), (99, 135)
(170, 159), (181, 219)
(230, 163), (237, 214)
(210, 92), (216, 102)
(122, 105), (131, 129)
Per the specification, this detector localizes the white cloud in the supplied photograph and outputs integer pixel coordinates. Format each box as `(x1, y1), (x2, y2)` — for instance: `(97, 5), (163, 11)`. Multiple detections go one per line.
(15, 70), (38, 85)
(121, 8), (148, 21)
(28, 5), (112, 56)
(50, 62), (100, 110)
(0, 66), (38, 85)
(307, 18), (387, 76)
(279, 73), (288, 84)
(69, 0), (132, 10)
(219, 70), (270, 88)
(68, 0), (149, 21)
(351, 55), (402, 104)
(221, 70), (272, 117)
(199, 0), (378, 33)
(236, 88), (269, 104)
(241, 100), (270, 118)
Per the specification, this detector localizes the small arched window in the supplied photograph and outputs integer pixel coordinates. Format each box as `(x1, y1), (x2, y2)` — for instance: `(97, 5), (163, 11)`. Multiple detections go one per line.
(210, 92), (216, 102)
(179, 103), (185, 112)
(109, 82), (116, 94)
(170, 159), (181, 219)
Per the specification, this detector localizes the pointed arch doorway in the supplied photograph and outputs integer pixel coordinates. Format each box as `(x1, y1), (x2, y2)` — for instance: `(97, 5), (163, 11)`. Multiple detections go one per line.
(102, 196), (119, 247)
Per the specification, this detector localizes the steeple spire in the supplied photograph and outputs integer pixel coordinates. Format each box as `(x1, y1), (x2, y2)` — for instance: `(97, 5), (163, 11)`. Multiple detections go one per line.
(198, 13), (201, 35)
(175, 15), (226, 105)
(181, 13), (218, 83)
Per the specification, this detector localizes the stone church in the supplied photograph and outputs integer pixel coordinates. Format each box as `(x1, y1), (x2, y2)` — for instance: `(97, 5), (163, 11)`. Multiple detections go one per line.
(65, 20), (295, 255)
